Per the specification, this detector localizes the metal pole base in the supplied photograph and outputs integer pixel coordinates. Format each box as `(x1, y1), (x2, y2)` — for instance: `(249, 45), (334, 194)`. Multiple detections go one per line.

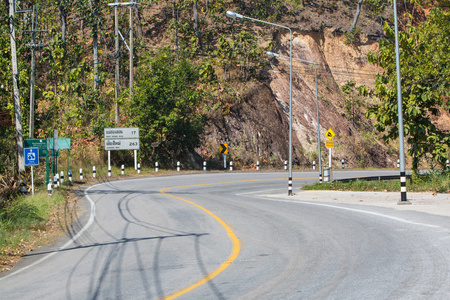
(288, 177), (293, 196)
(397, 200), (412, 205)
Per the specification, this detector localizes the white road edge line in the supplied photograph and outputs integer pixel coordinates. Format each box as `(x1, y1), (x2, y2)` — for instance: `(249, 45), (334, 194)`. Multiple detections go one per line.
(0, 184), (97, 280)
(244, 194), (441, 229)
(235, 188), (282, 196)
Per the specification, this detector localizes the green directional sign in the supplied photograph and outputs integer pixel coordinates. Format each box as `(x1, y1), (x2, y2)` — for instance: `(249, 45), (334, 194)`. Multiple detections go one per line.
(24, 139), (48, 157)
(49, 138), (71, 149)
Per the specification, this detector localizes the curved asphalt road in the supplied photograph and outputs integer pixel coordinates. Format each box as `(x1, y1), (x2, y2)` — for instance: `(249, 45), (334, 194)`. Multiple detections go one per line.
(1, 171), (449, 299)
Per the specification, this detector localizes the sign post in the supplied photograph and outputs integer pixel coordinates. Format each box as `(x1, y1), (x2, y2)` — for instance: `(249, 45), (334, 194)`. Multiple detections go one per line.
(325, 128), (335, 181)
(24, 147), (39, 196)
(48, 138), (71, 181)
(104, 128), (140, 171)
(46, 139), (49, 184)
(54, 130), (58, 176)
(220, 143), (228, 169)
(24, 139), (49, 184)
(104, 128), (139, 150)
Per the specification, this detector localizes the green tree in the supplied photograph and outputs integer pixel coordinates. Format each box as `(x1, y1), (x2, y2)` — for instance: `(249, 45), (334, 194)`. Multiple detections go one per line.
(341, 80), (365, 129)
(131, 48), (207, 165)
(366, 8), (450, 173)
(235, 30), (263, 81)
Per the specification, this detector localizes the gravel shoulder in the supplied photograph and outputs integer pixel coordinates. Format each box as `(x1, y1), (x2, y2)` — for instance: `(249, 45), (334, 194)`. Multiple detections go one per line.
(267, 191), (450, 217)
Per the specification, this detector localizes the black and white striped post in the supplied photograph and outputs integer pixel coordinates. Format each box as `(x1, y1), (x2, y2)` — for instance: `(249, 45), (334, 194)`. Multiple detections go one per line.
(284, 160), (288, 170)
(397, 159), (400, 168)
(80, 168), (83, 181)
(56, 174), (60, 187)
(60, 171), (64, 185)
(107, 151), (111, 177)
(400, 173), (407, 202)
(47, 181), (52, 195)
(155, 162), (159, 173)
(230, 161), (233, 171)
(121, 164), (125, 175)
(313, 161), (316, 170)
(203, 161), (207, 171)
(177, 161), (180, 172)
(341, 159), (345, 169)
(257, 161), (260, 171)
(53, 175), (58, 189)
(288, 177), (292, 194)
(93, 166), (96, 178)
(138, 163), (141, 174)
(68, 170), (72, 182)
(446, 159), (449, 169)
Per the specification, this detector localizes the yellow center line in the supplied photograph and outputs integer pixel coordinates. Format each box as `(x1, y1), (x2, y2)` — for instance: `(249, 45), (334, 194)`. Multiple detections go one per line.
(158, 176), (319, 299)
(159, 182), (241, 300)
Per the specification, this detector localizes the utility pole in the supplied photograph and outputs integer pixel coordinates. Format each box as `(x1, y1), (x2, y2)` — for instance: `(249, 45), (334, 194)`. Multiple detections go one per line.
(108, 1), (138, 123)
(9, 0), (30, 192)
(129, 4), (133, 100)
(25, 6), (47, 139)
(29, 33), (36, 138)
(114, 0), (119, 123)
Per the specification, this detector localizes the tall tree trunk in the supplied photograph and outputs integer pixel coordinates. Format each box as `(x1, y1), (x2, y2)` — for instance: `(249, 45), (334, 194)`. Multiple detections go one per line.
(89, 0), (99, 90)
(173, 0), (178, 61)
(193, 1), (203, 52)
(135, 4), (143, 39)
(59, 6), (66, 43)
(348, 0), (363, 32)
(93, 22), (99, 90)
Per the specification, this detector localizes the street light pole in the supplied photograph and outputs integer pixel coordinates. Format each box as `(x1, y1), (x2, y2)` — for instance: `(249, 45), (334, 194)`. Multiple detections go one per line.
(226, 11), (294, 195)
(393, 0), (409, 204)
(267, 51), (322, 183)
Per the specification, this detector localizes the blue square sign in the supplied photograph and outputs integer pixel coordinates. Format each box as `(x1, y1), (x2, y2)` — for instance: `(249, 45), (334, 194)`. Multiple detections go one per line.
(24, 147), (39, 166)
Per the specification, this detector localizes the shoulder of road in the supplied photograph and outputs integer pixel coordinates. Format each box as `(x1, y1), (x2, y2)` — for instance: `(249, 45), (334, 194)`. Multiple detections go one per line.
(266, 191), (450, 217)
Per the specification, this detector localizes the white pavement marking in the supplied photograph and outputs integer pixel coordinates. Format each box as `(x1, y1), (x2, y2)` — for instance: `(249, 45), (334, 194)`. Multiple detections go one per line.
(236, 188), (282, 196)
(0, 184), (97, 280)
(246, 195), (442, 229)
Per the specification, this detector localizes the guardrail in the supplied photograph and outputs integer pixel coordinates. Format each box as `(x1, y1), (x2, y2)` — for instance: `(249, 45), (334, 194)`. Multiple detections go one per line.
(336, 174), (411, 183)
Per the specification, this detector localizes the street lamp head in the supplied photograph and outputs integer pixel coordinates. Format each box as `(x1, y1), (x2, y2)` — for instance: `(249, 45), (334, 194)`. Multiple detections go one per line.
(226, 11), (243, 19)
(108, 2), (139, 6)
(266, 51), (280, 58)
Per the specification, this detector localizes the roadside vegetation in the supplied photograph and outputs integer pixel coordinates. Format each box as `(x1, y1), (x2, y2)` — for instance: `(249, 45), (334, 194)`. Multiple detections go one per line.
(303, 171), (450, 193)
(0, 187), (70, 272)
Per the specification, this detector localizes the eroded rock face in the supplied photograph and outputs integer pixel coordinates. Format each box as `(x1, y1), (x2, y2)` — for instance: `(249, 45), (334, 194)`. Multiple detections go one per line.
(201, 83), (302, 167)
(264, 30), (393, 168)
(199, 30), (395, 169)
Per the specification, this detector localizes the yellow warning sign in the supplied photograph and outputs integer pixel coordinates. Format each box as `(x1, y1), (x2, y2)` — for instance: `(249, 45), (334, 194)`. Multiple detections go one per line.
(326, 140), (335, 148)
(219, 143), (228, 154)
(325, 128), (335, 140)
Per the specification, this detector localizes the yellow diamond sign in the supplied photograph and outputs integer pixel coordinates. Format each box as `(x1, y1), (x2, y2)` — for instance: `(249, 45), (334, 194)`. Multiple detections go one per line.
(325, 128), (335, 140)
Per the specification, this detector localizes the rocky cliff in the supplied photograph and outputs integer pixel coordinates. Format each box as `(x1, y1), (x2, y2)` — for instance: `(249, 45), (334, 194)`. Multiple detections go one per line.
(199, 28), (396, 169)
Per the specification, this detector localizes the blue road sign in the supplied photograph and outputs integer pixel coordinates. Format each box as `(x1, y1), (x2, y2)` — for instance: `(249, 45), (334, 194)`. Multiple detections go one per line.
(24, 148), (39, 166)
